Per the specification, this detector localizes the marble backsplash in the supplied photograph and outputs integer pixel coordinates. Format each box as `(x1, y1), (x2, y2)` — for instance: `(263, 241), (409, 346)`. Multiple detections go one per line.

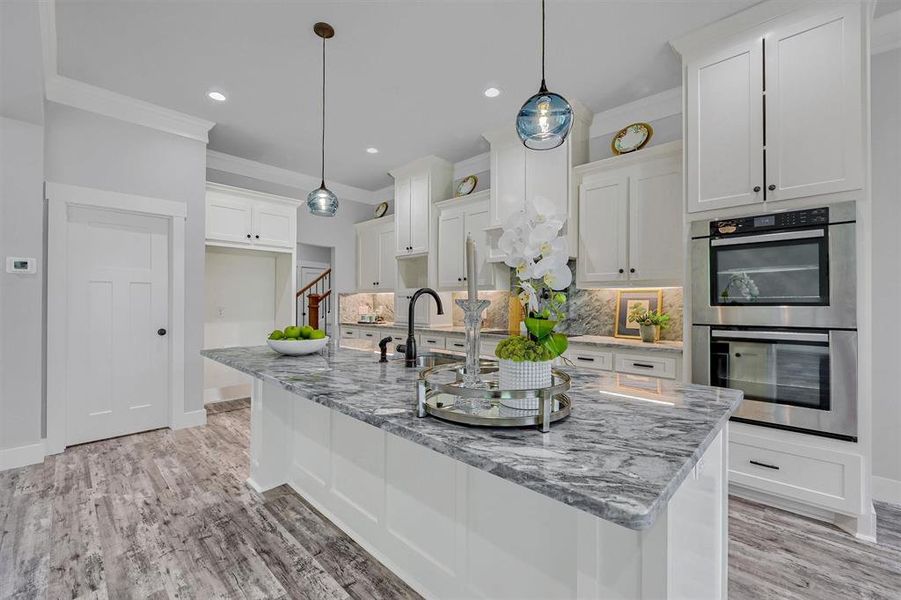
(450, 291), (511, 330)
(339, 292), (395, 323)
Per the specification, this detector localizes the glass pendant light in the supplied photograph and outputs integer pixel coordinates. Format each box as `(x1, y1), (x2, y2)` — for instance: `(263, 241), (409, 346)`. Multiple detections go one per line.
(515, 0), (573, 150)
(307, 22), (339, 217)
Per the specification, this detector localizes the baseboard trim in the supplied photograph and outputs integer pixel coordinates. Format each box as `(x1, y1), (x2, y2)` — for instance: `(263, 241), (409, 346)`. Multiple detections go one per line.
(0, 441), (46, 471)
(873, 475), (901, 505)
(204, 383), (252, 405)
(171, 409), (207, 430)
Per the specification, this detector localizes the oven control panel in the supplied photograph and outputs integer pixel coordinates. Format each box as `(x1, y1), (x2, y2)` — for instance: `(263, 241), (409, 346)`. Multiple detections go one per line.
(710, 207), (828, 236)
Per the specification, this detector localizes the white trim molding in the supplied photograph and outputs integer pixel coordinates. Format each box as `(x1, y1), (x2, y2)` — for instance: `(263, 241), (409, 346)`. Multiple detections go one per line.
(452, 152), (490, 181)
(0, 441), (46, 471)
(873, 475), (901, 505)
(589, 87), (682, 138)
(45, 182), (187, 218)
(872, 10), (901, 55)
(171, 409), (208, 430)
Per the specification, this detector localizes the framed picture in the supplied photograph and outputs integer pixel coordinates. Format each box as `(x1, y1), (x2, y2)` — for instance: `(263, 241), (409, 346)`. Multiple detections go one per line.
(614, 289), (663, 339)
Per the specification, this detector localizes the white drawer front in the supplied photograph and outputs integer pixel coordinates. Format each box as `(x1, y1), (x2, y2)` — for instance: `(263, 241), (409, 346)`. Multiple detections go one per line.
(615, 354), (676, 379)
(563, 348), (613, 371)
(729, 431), (862, 514)
(418, 334), (446, 350)
(341, 328), (359, 339)
(359, 329), (379, 342)
(445, 337), (467, 353)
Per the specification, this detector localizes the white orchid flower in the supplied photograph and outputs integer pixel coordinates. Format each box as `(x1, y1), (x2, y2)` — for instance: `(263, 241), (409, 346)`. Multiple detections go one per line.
(519, 281), (540, 313)
(543, 264), (573, 291)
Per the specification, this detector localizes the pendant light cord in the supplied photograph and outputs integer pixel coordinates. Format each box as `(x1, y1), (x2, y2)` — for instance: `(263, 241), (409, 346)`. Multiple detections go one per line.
(320, 34), (327, 189)
(539, 0), (547, 92)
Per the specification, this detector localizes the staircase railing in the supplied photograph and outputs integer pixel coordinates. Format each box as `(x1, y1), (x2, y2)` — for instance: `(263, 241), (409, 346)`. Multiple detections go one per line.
(296, 268), (332, 333)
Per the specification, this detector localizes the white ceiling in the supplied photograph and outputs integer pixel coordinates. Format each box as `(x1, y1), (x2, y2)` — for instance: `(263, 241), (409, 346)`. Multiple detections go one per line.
(55, 0), (761, 190)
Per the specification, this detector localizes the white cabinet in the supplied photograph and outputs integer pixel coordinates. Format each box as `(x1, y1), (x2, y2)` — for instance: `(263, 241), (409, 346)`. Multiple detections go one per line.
(576, 143), (683, 288)
(682, 4), (863, 212)
(355, 219), (395, 292)
(435, 192), (509, 292)
(205, 183), (298, 251)
(390, 156), (453, 256)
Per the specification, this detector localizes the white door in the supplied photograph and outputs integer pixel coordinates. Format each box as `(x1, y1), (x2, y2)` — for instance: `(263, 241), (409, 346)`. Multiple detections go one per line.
(66, 206), (169, 445)
(377, 226), (396, 290)
(395, 176), (412, 254)
(465, 207), (493, 289)
(686, 38), (764, 213)
(490, 140), (526, 227)
(206, 192), (252, 244)
(764, 6), (862, 201)
(629, 158), (684, 283)
(576, 175), (629, 286)
(357, 226), (379, 291)
(409, 172), (431, 254)
(438, 211), (465, 289)
(252, 201), (295, 248)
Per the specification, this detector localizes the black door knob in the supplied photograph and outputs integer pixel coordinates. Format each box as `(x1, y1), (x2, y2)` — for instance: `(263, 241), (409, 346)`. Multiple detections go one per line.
(618, 268), (624, 274)
(753, 186), (761, 192)
(768, 184), (776, 191)
(157, 328), (167, 336)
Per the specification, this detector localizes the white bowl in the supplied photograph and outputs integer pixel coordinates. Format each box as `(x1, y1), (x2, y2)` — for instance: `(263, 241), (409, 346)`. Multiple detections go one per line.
(267, 337), (329, 356)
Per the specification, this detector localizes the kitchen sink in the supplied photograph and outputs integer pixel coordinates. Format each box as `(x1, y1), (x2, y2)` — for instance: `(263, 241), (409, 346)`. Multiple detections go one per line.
(396, 351), (462, 368)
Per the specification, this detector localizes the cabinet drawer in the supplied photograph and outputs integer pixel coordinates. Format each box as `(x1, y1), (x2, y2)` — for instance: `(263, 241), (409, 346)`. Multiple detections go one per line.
(418, 335), (446, 350)
(358, 330), (380, 342)
(564, 348), (613, 371)
(615, 354), (676, 379)
(729, 431), (862, 514)
(445, 338), (467, 353)
(340, 328), (359, 339)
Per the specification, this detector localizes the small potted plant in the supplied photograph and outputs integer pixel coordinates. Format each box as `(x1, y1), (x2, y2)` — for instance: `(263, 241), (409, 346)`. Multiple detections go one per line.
(628, 306), (671, 343)
(494, 198), (571, 407)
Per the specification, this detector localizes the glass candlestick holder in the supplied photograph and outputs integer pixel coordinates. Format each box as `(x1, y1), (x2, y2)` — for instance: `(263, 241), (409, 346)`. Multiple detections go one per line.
(454, 297), (492, 410)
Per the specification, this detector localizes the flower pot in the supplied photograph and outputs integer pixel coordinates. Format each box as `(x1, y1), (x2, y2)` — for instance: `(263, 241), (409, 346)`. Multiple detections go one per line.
(639, 324), (659, 343)
(498, 359), (553, 409)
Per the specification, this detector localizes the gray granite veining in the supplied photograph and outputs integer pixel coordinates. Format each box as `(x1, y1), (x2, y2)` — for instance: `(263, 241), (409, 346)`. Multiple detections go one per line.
(202, 344), (740, 530)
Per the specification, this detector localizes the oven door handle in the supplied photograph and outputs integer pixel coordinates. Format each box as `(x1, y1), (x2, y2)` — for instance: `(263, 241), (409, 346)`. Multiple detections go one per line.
(711, 330), (829, 343)
(710, 228), (825, 247)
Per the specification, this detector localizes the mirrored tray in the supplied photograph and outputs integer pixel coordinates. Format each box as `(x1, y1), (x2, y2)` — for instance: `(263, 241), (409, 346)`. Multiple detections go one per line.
(424, 392), (571, 428)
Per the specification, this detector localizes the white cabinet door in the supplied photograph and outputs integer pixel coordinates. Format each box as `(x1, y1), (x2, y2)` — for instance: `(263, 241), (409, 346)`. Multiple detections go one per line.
(764, 6), (862, 201)
(377, 226), (396, 290)
(577, 175), (629, 285)
(686, 39), (764, 213)
(207, 193), (253, 244)
(629, 158), (684, 283)
(465, 207), (493, 288)
(395, 176), (412, 254)
(490, 140), (526, 227)
(357, 226), (379, 291)
(409, 172), (431, 254)
(252, 201), (295, 248)
(525, 142), (569, 217)
(438, 212), (465, 289)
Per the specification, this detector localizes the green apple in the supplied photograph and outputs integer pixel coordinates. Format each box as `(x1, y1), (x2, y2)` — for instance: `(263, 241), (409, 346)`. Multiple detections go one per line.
(268, 329), (285, 340)
(299, 325), (314, 339)
(309, 329), (326, 340)
(284, 325), (302, 339)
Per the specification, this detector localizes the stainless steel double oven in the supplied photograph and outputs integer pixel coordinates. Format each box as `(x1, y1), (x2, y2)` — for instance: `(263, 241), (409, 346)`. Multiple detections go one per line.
(691, 202), (858, 441)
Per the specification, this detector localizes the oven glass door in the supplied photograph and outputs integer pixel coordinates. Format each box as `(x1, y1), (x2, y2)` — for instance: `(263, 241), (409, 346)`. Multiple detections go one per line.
(710, 330), (830, 411)
(710, 227), (828, 306)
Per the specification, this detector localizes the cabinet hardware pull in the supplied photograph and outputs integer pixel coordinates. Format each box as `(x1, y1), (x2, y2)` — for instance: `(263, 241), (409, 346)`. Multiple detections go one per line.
(749, 460), (780, 470)
(452, 342), (464, 348)
(576, 356), (595, 362)
(618, 268), (624, 274)
(629, 268), (635, 273)
(246, 234), (251, 239)
(457, 277), (462, 282)
(632, 362), (655, 369)
(255, 234), (260, 239)
(753, 186), (761, 192)
(157, 328), (167, 336)
(768, 184), (776, 191)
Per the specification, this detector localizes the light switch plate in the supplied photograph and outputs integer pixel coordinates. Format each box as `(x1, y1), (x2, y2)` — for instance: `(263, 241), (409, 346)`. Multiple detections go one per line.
(6, 257), (37, 274)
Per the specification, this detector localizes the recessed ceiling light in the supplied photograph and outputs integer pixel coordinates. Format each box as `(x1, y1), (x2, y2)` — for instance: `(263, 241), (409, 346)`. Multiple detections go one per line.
(366, 147), (379, 154)
(207, 91), (227, 102)
(483, 87), (501, 98)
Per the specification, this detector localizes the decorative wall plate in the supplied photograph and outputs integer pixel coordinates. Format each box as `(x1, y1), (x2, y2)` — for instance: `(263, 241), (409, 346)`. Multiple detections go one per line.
(611, 122), (653, 155)
(374, 201), (389, 218)
(456, 175), (478, 197)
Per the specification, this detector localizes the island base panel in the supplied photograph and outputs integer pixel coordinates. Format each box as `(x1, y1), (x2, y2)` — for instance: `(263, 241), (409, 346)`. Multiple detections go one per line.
(249, 379), (727, 599)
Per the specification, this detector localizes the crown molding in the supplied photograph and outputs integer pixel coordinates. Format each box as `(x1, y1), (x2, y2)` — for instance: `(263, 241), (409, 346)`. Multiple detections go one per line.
(872, 10), (901, 55)
(206, 150), (380, 205)
(453, 152), (490, 180)
(589, 87), (682, 138)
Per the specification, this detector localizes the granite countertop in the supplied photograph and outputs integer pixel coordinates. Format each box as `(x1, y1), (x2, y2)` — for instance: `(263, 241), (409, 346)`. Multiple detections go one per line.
(202, 344), (740, 530)
(340, 322), (683, 353)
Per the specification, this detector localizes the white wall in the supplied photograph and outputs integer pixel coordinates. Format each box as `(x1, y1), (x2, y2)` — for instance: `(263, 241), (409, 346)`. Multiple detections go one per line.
(45, 103), (208, 413)
(203, 246), (278, 403)
(871, 47), (901, 503)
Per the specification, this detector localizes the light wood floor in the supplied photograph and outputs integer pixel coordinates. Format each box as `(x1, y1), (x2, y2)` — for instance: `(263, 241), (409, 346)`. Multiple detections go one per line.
(1, 400), (899, 599)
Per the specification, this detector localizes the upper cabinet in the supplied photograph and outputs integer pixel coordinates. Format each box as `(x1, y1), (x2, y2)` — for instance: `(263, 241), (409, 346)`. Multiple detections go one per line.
(205, 183), (298, 250)
(576, 143), (683, 288)
(482, 109), (591, 260)
(681, 4), (864, 213)
(390, 156), (453, 257)
(355, 219), (396, 292)
(435, 191), (509, 292)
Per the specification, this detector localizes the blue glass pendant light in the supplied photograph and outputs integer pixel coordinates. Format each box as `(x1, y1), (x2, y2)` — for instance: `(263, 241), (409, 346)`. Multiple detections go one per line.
(307, 22), (339, 217)
(516, 0), (573, 150)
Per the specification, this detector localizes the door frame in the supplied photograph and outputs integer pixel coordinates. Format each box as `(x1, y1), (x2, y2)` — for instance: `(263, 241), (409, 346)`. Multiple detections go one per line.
(45, 182), (187, 455)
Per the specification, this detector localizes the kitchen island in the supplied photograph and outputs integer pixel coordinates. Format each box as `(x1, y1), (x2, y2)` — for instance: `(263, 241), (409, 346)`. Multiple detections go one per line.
(203, 343), (742, 599)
